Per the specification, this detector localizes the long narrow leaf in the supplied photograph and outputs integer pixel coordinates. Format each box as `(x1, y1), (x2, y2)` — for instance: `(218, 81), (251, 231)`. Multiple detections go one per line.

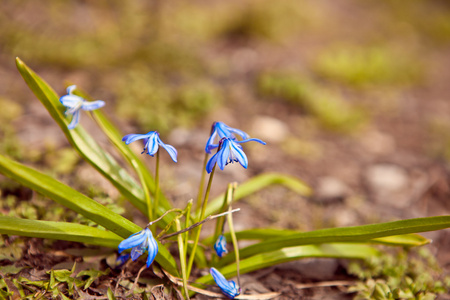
(199, 173), (312, 218)
(15, 57), (146, 214)
(0, 154), (179, 275)
(197, 243), (380, 285)
(217, 215), (450, 267)
(202, 228), (429, 247)
(0, 217), (122, 248)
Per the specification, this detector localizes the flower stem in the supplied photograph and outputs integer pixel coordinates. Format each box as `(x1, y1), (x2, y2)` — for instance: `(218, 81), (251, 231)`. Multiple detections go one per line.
(132, 160), (153, 222)
(186, 164), (216, 277)
(153, 150), (160, 219)
(195, 152), (209, 214)
(227, 205), (241, 289)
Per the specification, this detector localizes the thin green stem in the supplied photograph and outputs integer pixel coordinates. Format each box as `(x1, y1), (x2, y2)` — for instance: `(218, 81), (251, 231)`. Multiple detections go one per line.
(153, 150), (160, 218)
(227, 205), (241, 289)
(184, 200), (192, 262)
(175, 219), (190, 300)
(186, 165), (216, 277)
(211, 183), (235, 266)
(195, 152), (209, 214)
(132, 160), (152, 221)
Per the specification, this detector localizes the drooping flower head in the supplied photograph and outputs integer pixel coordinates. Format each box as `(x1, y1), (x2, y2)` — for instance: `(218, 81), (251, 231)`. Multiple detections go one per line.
(205, 122), (250, 154)
(206, 137), (266, 173)
(210, 267), (240, 299)
(214, 234), (228, 258)
(118, 227), (158, 268)
(59, 85), (105, 129)
(122, 131), (178, 162)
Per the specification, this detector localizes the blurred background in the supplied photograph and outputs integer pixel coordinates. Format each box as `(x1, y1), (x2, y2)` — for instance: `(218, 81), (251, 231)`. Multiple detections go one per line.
(1, 0), (450, 253)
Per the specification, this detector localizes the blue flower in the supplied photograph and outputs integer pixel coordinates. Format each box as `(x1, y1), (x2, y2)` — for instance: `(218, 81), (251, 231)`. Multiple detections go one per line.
(210, 267), (240, 299)
(118, 228), (158, 268)
(122, 131), (178, 162)
(214, 235), (228, 258)
(59, 85), (105, 129)
(205, 122), (250, 154)
(206, 137), (266, 173)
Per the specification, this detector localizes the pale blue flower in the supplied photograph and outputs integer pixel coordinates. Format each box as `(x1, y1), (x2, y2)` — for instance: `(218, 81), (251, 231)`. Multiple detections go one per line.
(122, 131), (178, 162)
(59, 85), (105, 129)
(118, 228), (158, 268)
(206, 137), (266, 173)
(205, 122), (250, 154)
(210, 267), (240, 299)
(214, 235), (228, 258)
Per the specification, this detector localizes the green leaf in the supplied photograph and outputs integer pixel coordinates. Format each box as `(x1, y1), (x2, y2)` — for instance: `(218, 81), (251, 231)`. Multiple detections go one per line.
(203, 229), (430, 247)
(0, 216), (122, 248)
(15, 57), (146, 214)
(0, 156), (179, 275)
(216, 215), (450, 267)
(197, 243), (380, 285)
(199, 173), (312, 218)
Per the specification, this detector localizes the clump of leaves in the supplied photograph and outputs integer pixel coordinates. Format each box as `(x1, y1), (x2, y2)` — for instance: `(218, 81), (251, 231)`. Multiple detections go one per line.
(348, 247), (450, 299)
(313, 44), (423, 88)
(258, 73), (368, 133)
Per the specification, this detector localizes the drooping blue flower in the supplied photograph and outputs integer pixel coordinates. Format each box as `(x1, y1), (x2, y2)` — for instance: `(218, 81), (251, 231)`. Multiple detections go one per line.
(214, 235), (228, 258)
(210, 267), (240, 299)
(205, 122), (250, 154)
(206, 137), (266, 173)
(59, 85), (105, 129)
(118, 227), (158, 268)
(122, 131), (178, 162)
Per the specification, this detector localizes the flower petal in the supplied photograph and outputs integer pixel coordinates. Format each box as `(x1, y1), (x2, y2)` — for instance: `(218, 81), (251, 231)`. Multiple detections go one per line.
(66, 85), (77, 94)
(118, 229), (148, 253)
(160, 142), (178, 162)
(236, 138), (266, 145)
(145, 133), (160, 156)
(81, 100), (105, 111)
(206, 152), (219, 173)
(205, 131), (218, 154)
(217, 140), (231, 170)
(210, 268), (239, 299)
(146, 233), (159, 267)
(122, 133), (148, 144)
(60, 94), (83, 108)
(230, 140), (248, 169)
(67, 110), (80, 129)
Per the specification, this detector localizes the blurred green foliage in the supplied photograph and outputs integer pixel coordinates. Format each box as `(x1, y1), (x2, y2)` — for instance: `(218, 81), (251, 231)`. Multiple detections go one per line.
(313, 45), (423, 88)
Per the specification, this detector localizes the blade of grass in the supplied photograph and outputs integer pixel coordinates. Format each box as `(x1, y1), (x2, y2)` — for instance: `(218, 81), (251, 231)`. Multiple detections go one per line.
(202, 229), (430, 247)
(0, 217), (122, 248)
(216, 215), (450, 267)
(196, 243), (380, 286)
(15, 57), (146, 214)
(175, 219), (189, 300)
